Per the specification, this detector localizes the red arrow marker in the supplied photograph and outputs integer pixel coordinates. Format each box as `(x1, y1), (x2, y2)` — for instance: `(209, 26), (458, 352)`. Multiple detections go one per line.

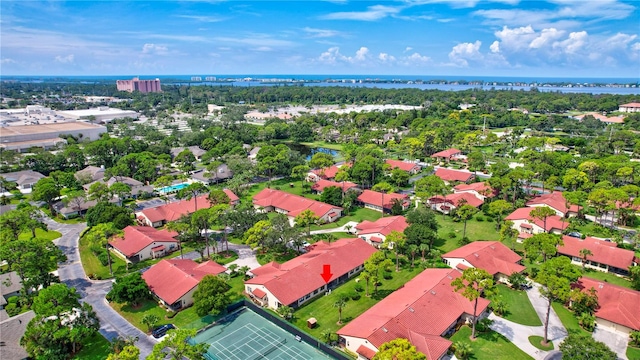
(321, 264), (333, 283)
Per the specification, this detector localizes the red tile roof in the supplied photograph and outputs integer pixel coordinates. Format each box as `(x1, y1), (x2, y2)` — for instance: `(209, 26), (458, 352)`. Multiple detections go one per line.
(137, 194), (222, 224)
(357, 190), (409, 210)
(573, 277), (640, 331)
(621, 102), (640, 107)
(311, 163), (351, 179)
(337, 269), (490, 360)
(109, 226), (178, 257)
(357, 345), (377, 359)
(385, 159), (421, 172)
(356, 216), (408, 237)
(433, 168), (474, 183)
(616, 200), (640, 211)
(311, 179), (358, 193)
(558, 236), (636, 270)
(252, 288), (267, 299)
(505, 207), (569, 232)
(246, 238), (377, 306)
(453, 182), (498, 198)
(431, 148), (461, 159)
(223, 189), (239, 203)
(142, 259), (227, 305)
(252, 188), (342, 218)
(442, 241), (525, 276)
(429, 192), (484, 208)
(526, 191), (579, 215)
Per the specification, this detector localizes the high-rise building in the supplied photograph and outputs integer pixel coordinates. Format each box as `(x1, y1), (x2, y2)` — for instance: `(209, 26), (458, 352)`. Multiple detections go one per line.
(116, 77), (162, 93)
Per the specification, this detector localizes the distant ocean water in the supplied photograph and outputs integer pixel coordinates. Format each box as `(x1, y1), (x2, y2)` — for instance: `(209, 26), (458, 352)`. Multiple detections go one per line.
(2, 74), (639, 95)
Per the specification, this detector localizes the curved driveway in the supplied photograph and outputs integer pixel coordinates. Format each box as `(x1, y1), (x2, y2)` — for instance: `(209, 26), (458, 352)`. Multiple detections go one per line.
(48, 217), (156, 359)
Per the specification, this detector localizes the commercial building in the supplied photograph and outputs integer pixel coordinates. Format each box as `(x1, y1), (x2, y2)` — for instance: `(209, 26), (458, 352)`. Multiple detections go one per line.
(0, 122), (106, 152)
(56, 107), (139, 123)
(116, 77), (162, 93)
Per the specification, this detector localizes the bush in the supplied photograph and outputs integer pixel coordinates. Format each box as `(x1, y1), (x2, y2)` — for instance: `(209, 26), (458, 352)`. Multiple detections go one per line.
(166, 311), (177, 319)
(383, 272), (393, 280)
(458, 236), (471, 246)
(476, 317), (494, 332)
(475, 215), (485, 222)
(448, 231), (457, 239)
(350, 292), (361, 301)
(354, 284), (363, 292)
(97, 251), (111, 266)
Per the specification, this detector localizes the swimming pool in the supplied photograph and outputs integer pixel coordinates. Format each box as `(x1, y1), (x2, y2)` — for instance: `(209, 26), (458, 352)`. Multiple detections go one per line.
(156, 182), (189, 194)
(190, 307), (335, 360)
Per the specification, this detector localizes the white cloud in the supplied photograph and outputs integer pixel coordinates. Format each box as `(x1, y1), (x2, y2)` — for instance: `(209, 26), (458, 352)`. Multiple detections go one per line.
(378, 52), (396, 63)
(317, 46), (371, 65)
(553, 31), (587, 54)
(404, 47), (413, 52)
(529, 28), (564, 49)
(253, 46), (272, 52)
(303, 27), (344, 38)
(490, 41), (500, 53)
(1, 58), (16, 64)
(495, 26), (537, 52)
(320, 5), (402, 21)
(214, 35), (295, 48)
(448, 41), (483, 67)
(142, 43), (168, 55)
(54, 54), (74, 63)
(177, 15), (226, 23)
(354, 47), (369, 61)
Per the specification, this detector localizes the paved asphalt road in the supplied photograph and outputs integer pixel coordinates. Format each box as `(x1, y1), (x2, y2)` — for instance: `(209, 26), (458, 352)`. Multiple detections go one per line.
(49, 217), (157, 359)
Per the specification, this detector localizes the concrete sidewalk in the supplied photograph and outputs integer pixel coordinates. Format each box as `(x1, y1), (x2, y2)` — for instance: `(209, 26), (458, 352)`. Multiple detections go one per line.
(310, 221), (359, 235)
(525, 284), (568, 344)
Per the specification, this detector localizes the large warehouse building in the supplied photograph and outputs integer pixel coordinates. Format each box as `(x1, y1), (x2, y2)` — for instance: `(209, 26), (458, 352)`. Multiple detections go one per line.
(0, 122), (107, 152)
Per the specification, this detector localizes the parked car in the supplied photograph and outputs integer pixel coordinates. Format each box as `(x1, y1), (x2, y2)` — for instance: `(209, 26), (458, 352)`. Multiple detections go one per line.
(152, 324), (175, 338)
(520, 282), (533, 290)
(567, 232), (582, 239)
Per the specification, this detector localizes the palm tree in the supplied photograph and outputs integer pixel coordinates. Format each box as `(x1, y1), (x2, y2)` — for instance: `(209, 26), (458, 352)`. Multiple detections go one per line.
(453, 341), (472, 360)
(239, 265), (250, 279)
(579, 248), (593, 269)
(333, 297), (347, 325)
(452, 268), (494, 339)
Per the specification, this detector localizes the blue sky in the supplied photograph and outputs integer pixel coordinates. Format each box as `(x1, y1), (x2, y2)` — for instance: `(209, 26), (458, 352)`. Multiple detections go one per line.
(1, 1), (639, 77)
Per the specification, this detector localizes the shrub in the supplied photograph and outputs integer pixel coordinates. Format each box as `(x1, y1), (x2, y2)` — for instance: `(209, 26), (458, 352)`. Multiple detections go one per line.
(475, 215), (485, 222)
(351, 292), (361, 301)
(577, 312), (596, 332)
(97, 251), (112, 266)
(166, 311), (177, 319)
(448, 231), (457, 239)
(354, 284), (363, 292)
(383, 272), (393, 280)
(476, 317), (494, 332)
(458, 236), (471, 246)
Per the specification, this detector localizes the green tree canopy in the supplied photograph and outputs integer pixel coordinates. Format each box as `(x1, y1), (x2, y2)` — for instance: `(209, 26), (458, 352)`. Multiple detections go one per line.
(193, 275), (231, 317)
(559, 334), (616, 360)
(372, 338), (427, 360)
(106, 272), (150, 307)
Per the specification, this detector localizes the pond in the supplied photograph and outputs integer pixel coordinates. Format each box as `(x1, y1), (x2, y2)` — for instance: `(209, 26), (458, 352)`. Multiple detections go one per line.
(288, 144), (339, 160)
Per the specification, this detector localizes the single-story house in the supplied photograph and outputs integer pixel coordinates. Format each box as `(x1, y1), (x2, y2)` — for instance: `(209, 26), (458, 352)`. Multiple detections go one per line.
(308, 163), (352, 182)
(505, 207), (569, 236)
(0, 310), (36, 360)
(0, 170), (45, 194)
(357, 190), (410, 213)
(74, 166), (105, 183)
(355, 216), (408, 247)
(557, 235), (637, 276)
(109, 226), (179, 263)
(222, 189), (240, 206)
(0, 272), (23, 309)
(433, 168), (475, 184)
(245, 238), (377, 310)
(572, 277), (640, 335)
(619, 102), (640, 113)
(248, 147), (261, 162)
(190, 164), (233, 185)
(83, 176), (154, 199)
(431, 148), (462, 162)
(526, 191), (579, 218)
(427, 192), (483, 215)
(453, 182), (498, 201)
(385, 159), (421, 174)
(136, 194), (218, 227)
(142, 259), (227, 310)
(53, 198), (99, 219)
(311, 179), (358, 194)
(170, 146), (207, 161)
(252, 188), (343, 226)
(337, 268), (490, 360)
(442, 241), (525, 283)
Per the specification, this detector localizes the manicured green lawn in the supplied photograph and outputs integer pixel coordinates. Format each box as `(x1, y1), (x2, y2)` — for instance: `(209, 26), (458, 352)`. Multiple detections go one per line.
(292, 261), (424, 339)
(244, 178), (318, 202)
(18, 228), (62, 241)
(300, 141), (344, 151)
(529, 335), (554, 350)
(495, 284), (542, 326)
(450, 325), (533, 360)
(79, 235), (128, 279)
(435, 216), (501, 252)
(581, 269), (633, 289)
(570, 221), (616, 238)
(627, 346), (640, 360)
(551, 302), (590, 336)
(73, 333), (111, 360)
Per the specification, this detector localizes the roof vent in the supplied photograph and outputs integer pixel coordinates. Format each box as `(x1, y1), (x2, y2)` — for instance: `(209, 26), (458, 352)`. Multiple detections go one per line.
(474, 253), (479, 257)
(382, 327), (388, 333)
(490, 245), (495, 249)
(599, 283), (604, 289)
(446, 275), (452, 280)
(408, 307), (415, 313)
(431, 290), (436, 295)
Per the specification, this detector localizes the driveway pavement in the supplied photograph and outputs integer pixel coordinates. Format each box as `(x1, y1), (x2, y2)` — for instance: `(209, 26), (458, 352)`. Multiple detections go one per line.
(310, 221), (359, 235)
(525, 284), (568, 344)
(49, 216), (157, 359)
(593, 327), (629, 360)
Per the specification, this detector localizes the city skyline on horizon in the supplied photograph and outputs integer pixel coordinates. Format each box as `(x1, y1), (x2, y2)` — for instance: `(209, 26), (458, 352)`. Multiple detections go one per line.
(1, 1), (639, 78)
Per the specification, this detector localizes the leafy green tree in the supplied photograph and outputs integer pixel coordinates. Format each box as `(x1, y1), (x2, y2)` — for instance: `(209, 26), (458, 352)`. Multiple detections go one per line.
(177, 182), (208, 211)
(320, 186), (343, 206)
(110, 182), (132, 206)
(85, 202), (133, 229)
(0, 237), (65, 293)
(107, 272), (150, 307)
(174, 149), (197, 177)
(107, 345), (140, 360)
(384, 230), (406, 272)
(0, 208), (30, 240)
(529, 206), (557, 233)
(88, 181), (111, 203)
(364, 252), (393, 295)
(630, 265), (640, 291)
(291, 164), (310, 188)
(147, 329), (207, 360)
(456, 204), (478, 239)
(243, 220), (272, 249)
(309, 152), (335, 170)
(276, 305), (294, 320)
(193, 275), (231, 317)
(559, 334), (616, 360)
(523, 233), (563, 262)
(570, 286), (599, 315)
(141, 313), (160, 333)
(372, 338), (427, 360)
(22, 284), (99, 358)
(31, 177), (61, 214)
(536, 256), (581, 344)
(499, 220), (519, 250)
(372, 181), (395, 194)
(488, 200), (512, 231)
(578, 248), (593, 269)
(390, 168), (410, 187)
(453, 341), (472, 360)
(414, 175), (446, 200)
(295, 209), (318, 237)
(64, 190), (88, 218)
(451, 268), (494, 339)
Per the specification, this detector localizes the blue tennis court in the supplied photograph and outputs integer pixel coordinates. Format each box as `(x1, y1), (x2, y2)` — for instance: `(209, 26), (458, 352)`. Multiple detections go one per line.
(190, 308), (334, 360)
